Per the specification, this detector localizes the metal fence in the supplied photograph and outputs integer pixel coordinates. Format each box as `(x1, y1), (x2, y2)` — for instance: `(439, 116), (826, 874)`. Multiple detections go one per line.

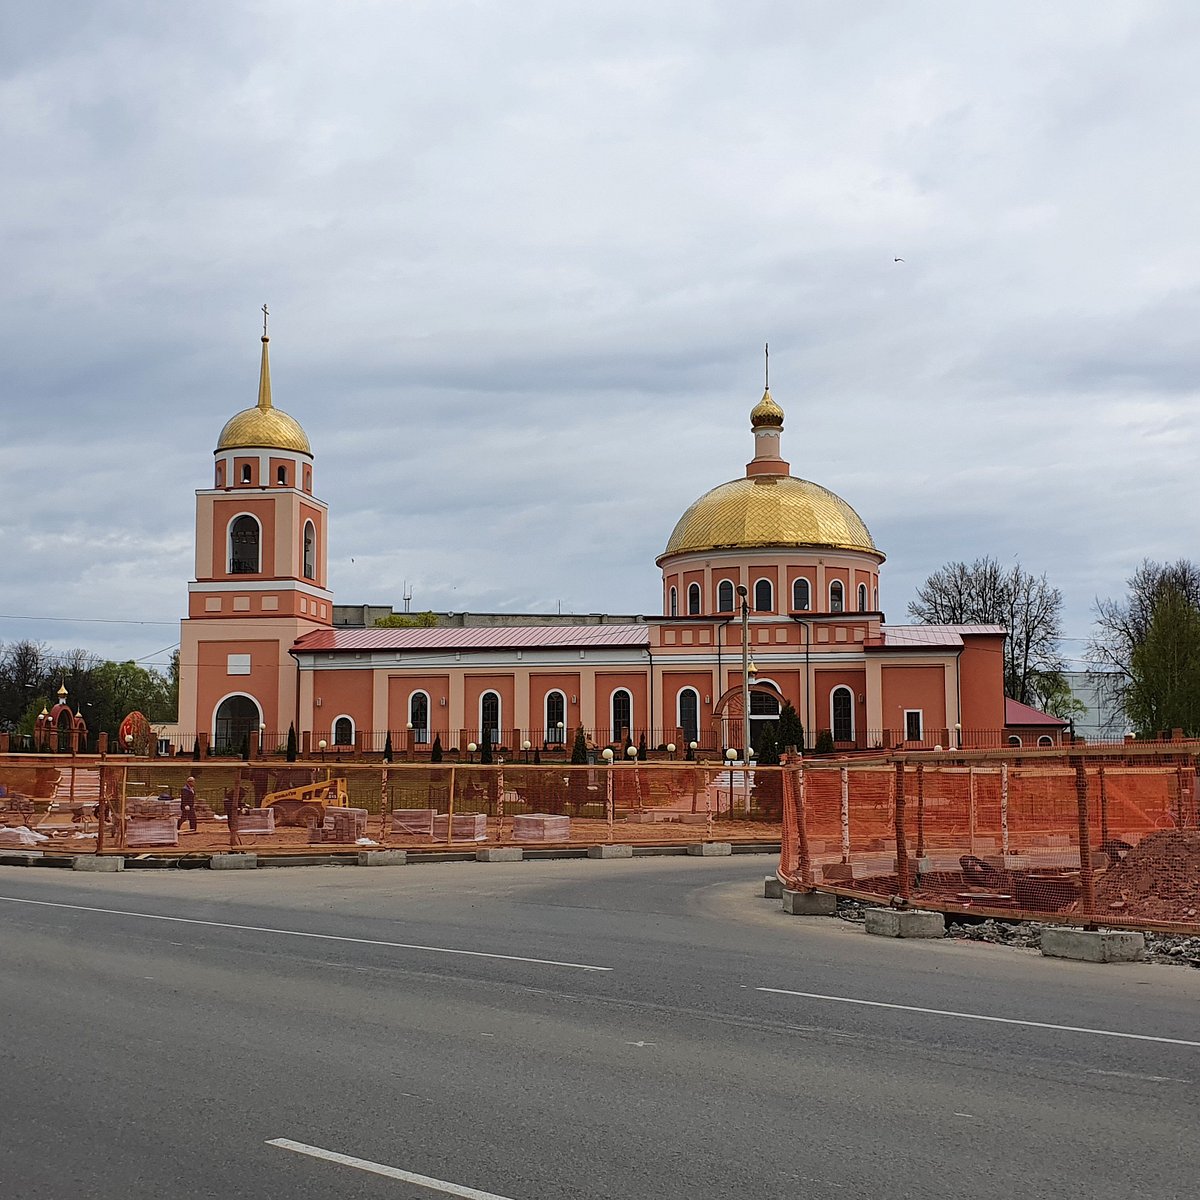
(0, 756), (786, 856)
(779, 749), (1200, 934)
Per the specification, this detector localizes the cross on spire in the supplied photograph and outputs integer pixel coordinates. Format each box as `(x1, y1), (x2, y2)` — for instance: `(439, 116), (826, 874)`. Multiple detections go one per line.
(764, 342), (769, 389)
(262, 303), (269, 339)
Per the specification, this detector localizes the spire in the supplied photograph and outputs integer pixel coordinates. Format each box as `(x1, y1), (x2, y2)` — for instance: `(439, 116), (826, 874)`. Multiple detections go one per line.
(746, 348), (789, 477)
(257, 303), (272, 412)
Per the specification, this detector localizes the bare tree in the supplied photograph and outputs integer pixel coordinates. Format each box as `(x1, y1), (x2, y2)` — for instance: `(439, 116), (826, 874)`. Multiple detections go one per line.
(908, 556), (1066, 705)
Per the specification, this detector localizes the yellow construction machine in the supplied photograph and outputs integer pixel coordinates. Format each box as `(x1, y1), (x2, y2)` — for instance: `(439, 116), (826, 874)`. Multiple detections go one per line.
(263, 774), (350, 827)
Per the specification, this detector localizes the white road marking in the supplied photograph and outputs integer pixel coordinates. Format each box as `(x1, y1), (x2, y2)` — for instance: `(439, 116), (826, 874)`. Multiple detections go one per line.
(755, 987), (1200, 1048)
(626, 1040), (656, 1047)
(268, 1138), (517, 1198)
(1088, 1069), (1191, 1083)
(0, 896), (612, 973)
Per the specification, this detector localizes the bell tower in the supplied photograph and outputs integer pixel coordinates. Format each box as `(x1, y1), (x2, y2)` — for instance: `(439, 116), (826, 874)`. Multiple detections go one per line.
(177, 311), (333, 752)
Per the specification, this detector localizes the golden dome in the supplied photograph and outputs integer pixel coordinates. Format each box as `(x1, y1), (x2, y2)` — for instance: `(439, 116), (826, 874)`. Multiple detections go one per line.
(660, 475), (880, 560)
(750, 388), (784, 428)
(216, 406), (311, 454)
(215, 333), (311, 455)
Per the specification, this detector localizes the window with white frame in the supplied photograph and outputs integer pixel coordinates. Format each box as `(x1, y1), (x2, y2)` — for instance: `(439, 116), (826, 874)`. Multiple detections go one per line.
(831, 686), (853, 742)
(611, 689), (632, 744)
(302, 521), (316, 580)
(754, 578), (773, 612)
(229, 515), (261, 574)
(857, 583), (868, 612)
(792, 577), (811, 611)
(677, 687), (699, 744)
(687, 583), (701, 615)
(717, 580), (735, 613)
(904, 710), (923, 742)
(333, 716), (354, 746)
(1037, 735), (1053, 747)
(669, 586), (678, 617)
(480, 691), (501, 743)
(409, 692), (429, 743)
(1008, 735), (1022, 747)
(829, 580), (844, 613)
(545, 691), (566, 742)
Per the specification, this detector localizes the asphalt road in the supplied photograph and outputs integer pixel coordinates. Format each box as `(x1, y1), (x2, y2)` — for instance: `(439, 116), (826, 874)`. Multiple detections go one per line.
(1, 856), (1197, 1199)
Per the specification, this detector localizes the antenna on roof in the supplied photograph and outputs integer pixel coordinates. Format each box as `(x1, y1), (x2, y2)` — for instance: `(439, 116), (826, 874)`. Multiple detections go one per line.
(403, 581), (413, 613)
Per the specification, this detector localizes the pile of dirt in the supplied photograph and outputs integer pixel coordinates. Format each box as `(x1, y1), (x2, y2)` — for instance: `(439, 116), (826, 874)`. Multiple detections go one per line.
(1094, 830), (1200, 925)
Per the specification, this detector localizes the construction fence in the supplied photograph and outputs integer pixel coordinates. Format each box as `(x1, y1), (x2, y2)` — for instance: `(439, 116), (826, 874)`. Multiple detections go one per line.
(779, 752), (1200, 935)
(0, 757), (783, 856)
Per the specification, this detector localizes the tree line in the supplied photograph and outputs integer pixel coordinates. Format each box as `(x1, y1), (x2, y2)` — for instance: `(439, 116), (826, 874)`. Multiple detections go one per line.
(0, 640), (177, 747)
(909, 555), (1200, 737)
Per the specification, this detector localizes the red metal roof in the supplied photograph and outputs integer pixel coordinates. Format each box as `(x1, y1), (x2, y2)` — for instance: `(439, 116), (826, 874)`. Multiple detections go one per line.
(1005, 697), (1068, 727)
(292, 624), (651, 654)
(865, 624), (1008, 650)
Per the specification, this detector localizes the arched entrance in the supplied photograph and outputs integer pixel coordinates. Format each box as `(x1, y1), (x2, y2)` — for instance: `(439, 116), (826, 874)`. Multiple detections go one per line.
(213, 694), (261, 755)
(712, 681), (786, 755)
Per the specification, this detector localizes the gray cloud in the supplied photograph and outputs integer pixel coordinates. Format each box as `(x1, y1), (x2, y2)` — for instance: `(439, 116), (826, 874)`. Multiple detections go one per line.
(2, 0), (1198, 672)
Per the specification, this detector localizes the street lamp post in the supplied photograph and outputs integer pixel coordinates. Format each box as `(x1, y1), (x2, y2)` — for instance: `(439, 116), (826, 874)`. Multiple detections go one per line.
(954, 721), (962, 751)
(318, 739), (327, 764)
(406, 721), (414, 762)
(467, 741), (477, 764)
(556, 720), (565, 750)
(736, 584), (751, 773)
(666, 742), (676, 761)
(522, 738), (532, 764)
(725, 747), (738, 818)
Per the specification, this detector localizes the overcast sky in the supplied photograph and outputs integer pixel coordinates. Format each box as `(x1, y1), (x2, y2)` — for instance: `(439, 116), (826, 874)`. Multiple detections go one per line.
(3, 1), (1198, 676)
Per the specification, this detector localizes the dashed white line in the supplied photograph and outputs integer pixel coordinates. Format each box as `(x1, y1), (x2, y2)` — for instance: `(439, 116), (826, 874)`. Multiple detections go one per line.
(0, 895), (612, 972)
(268, 1138), (517, 1198)
(754, 987), (1200, 1047)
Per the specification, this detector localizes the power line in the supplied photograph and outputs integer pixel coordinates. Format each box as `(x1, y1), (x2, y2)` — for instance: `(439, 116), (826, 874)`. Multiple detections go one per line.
(0, 613), (176, 627)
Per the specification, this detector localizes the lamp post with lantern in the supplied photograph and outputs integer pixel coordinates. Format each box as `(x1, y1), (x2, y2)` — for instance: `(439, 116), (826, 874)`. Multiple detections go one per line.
(725, 747), (738, 818)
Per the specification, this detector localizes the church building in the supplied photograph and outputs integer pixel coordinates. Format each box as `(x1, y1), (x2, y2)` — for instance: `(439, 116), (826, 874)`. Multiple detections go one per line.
(178, 326), (1022, 757)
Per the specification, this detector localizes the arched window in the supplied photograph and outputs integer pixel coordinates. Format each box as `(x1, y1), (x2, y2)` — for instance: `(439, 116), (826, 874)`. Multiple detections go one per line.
(215, 463), (224, 487)
(873, 586), (879, 610)
(333, 716), (354, 746)
(669, 586), (678, 617)
(409, 692), (429, 743)
(831, 686), (853, 742)
(240, 463), (252, 484)
(678, 687), (699, 744)
(611, 689), (632, 744)
(829, 580), (844, 613)
(277, 465), (287, 486)
(229, 515), (260, 574)
(545, 691), (566, 743)
(1037, 735), (1053, 748)
(754, 578), (773, 612)
(302, 521), (316, 580)
(717, 580), (735, 613)
(792, 577), (811, 611)
(213, 693), (261, 755)
(857, 583), (868, 612)
(1008, 735), (1023, 747)
(480, 691), (501, 743)
(687, 583), (701, 615)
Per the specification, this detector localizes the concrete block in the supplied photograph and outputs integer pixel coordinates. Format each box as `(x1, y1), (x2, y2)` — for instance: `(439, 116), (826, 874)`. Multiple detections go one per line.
(71, 855), (123, 872)
(678, 813), (710, 825)
(864, 907), (946, 938)
(587, 844), (633, 859)
(209, 853), (258, 870)
(782, 889), (837, 916)
(356, 849), (408, 867)
(686, 842), (732, 856)
(763, 875), (784, 899)
(822, 861), (855, 883)
(476, 847), (523, 862)
(914, 856), (934, 875)
(1041, 927), (1145, 963)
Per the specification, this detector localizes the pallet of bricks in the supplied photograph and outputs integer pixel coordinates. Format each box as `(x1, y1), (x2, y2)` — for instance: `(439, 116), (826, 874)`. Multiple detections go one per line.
(310, 807), (369, 844)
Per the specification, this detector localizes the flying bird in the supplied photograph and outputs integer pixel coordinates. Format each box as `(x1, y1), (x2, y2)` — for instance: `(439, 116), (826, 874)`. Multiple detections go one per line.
(893, 257), (904, 263)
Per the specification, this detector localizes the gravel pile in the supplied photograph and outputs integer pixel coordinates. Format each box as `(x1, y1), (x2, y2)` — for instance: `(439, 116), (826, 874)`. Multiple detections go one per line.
(833, 897), (1200, 967)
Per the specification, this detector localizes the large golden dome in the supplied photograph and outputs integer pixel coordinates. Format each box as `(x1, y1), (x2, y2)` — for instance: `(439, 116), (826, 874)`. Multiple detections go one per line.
(215, 332), (312, 455)
(660, 475), (880, 559)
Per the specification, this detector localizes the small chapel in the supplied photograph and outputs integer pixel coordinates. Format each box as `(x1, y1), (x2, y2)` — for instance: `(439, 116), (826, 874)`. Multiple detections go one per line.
(177, 324), (1046, 758)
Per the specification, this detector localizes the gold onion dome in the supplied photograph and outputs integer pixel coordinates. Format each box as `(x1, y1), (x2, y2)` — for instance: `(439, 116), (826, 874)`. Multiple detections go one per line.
(661, 476), (879, 558)
(216, 333), (311, 455)
(750, 388), (784, 428)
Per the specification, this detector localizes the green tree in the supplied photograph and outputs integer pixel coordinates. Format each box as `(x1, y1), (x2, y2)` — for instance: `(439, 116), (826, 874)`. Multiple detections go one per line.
(637, 732), (647, 761)
(480, 727), (493, 764)
(383, 731), (393, 762)
(286, 723), (298, 762)
(373, 611), (439, 628)
(814, 729), (835, 755)
(778, 701), (804, 753)
(430, 734), (444, 763)
(752, 723), (782, 818)
(1124, 584), (1200, 736)
(570, 726), (588, 765)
